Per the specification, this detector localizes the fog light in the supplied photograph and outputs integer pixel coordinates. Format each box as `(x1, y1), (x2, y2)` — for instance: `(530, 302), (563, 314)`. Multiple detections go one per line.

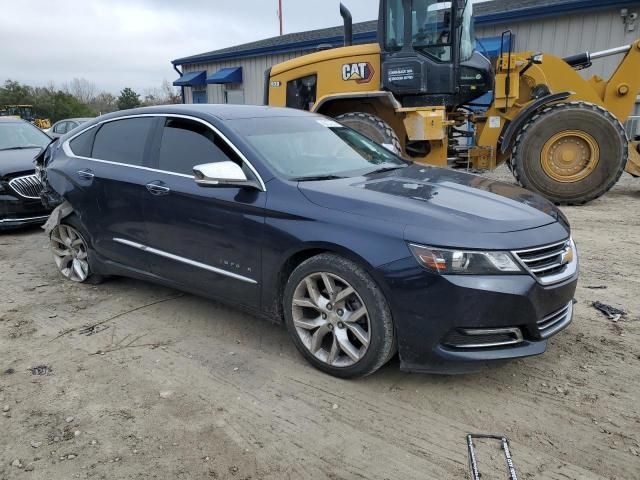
(442, 328), (524, 349)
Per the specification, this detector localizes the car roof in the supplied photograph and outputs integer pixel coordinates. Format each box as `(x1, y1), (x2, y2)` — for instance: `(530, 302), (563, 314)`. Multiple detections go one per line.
(56, 117), (93, 123)
(95, 104), (316, 122)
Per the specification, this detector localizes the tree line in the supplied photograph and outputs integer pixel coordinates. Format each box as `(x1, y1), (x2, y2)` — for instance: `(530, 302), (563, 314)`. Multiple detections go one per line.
(0, 78), (181, 123)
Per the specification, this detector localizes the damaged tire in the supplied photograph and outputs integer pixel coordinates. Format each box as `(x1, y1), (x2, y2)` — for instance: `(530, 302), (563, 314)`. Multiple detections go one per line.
(49, 215), (104, 284)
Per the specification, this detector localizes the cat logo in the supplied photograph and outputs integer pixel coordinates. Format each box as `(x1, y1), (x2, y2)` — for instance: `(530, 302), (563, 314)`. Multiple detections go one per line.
(341, 62), (374, 84)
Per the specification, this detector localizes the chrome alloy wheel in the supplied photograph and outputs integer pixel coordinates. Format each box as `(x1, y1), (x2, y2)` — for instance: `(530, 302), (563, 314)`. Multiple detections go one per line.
(292, 272), (371, 367)
(50, 224), (90, 282)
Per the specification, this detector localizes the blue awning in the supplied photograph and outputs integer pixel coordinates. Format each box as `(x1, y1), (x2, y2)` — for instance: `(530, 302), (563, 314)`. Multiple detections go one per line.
(207, 67), (243, 84)
(173, 71), (207, 87)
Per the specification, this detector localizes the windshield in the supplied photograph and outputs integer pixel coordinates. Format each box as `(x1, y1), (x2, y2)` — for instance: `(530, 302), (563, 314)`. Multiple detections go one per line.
(459, 0), (475, 61)
(229, 116), (408, 180)
(0, 121), (51, 151)
(385, 0), (454, 62)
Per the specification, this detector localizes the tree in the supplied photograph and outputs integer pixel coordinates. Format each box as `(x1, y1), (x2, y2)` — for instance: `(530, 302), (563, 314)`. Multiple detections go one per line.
(90, 92), (117, 115)
(64, 78), (97, 104)
(117, 87), (141, 110)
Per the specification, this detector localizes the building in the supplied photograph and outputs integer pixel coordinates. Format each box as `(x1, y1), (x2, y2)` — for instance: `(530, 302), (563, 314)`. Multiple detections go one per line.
(172, 0), (640, 133)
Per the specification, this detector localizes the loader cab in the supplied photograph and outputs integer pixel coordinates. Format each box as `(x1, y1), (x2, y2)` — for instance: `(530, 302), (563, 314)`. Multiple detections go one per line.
(378, 0), (492, 107)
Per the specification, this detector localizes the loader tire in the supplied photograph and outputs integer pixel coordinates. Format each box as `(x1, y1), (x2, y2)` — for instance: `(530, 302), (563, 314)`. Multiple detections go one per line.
(511, 102), (627, 205)
(335, 112), (402, 154)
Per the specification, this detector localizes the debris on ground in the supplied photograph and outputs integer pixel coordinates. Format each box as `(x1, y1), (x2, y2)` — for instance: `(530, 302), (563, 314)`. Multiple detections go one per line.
(3, 367), (15, 375)
(585, 285), (607, 290)
(78, 323), (110, 336)
(592, 302), (626, 322)
(30, 365), (52, 375)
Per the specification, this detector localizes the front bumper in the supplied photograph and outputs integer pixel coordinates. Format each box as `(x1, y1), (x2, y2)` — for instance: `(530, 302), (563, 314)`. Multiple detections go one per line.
(0, 195), (51, 230)
(379, 257), (578, 374)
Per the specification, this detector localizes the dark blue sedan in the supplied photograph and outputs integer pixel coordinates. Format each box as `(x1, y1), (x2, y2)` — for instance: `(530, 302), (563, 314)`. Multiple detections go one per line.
(38, 105), (578, 378)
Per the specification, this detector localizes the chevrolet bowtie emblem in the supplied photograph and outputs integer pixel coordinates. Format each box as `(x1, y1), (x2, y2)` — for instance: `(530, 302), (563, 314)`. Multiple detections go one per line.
(561, 246), (574, 265)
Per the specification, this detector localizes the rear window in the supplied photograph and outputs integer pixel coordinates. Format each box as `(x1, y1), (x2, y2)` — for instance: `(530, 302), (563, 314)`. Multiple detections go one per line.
(69, 128), (96, 157)
(92, 118), (154, 166)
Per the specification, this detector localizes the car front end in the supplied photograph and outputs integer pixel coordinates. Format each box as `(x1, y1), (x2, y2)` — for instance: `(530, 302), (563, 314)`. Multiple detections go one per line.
(379, 229), (578, 374)
(0, 170), (51, 230)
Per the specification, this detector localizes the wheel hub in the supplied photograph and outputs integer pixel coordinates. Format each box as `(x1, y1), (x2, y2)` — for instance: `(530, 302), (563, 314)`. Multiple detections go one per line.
(291, 272), (371, 367)
(541, 130), (600, 183)
(50, 224), (90, 283)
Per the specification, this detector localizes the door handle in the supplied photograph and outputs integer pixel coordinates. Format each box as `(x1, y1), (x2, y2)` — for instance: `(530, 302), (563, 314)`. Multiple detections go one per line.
(146, 181), (171, 196)
(77, 169), (94, 180)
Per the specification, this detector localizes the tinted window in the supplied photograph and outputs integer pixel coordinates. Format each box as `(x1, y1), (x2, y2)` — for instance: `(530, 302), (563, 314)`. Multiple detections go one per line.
(92, 118), (154, 166)
(286, 75), (317, 111)
(69, 128), (96, 157)
(157, 118), (239, 175)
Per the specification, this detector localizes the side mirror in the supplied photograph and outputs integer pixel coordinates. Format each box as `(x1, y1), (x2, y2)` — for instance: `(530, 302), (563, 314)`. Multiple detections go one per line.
(193, 161), (251, 188)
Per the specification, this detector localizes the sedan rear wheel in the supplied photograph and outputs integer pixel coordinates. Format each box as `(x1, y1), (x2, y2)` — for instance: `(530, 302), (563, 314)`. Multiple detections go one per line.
(284, 253), (395, 378)
(50, 223), (98, 283)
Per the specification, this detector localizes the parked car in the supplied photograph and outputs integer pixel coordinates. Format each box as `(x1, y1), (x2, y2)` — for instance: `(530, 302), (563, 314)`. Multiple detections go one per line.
(39, 105), (578, 378)
(46, 118), (93, 138)
(0, 117), (52, 229)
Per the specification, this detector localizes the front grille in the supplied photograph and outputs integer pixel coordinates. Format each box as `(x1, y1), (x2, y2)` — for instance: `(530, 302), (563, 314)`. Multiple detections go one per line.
(9, 174), (41, 199)
(513, 238), (577, 285)
(537, 301), (573, 339)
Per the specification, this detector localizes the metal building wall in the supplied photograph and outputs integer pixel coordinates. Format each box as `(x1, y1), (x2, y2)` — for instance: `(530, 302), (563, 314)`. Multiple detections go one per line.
(476, 4), (640, 79)
(182, 51), (304, 105)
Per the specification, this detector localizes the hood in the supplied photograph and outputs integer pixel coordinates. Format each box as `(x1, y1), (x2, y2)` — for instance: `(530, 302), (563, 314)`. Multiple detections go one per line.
(299, 165), (565, 246)
(0, 148), (41, 179)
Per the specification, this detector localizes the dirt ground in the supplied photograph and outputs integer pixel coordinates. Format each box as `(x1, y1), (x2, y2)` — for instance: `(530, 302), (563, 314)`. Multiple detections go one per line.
(1, 168), (639, 480)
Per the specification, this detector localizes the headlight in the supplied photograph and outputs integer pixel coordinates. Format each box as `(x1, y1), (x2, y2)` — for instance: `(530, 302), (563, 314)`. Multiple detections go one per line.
(408, 244), (522, 274)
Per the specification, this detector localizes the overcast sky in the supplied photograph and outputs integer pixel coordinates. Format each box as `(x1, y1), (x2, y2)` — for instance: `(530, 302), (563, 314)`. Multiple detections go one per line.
(0, 0), (381, 95)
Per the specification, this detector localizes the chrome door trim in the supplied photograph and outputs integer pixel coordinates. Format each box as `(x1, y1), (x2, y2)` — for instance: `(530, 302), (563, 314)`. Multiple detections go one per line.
(61, 113), (267, 191)
(0, 215), (49, 224)
(113, 237), (258, 285)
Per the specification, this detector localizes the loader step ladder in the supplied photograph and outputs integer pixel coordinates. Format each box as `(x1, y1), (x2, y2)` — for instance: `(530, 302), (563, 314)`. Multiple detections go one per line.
(467, 434), (519, 480)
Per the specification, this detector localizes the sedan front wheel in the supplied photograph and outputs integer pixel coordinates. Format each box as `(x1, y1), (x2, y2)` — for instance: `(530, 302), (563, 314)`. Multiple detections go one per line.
(283, 253), (395, 378)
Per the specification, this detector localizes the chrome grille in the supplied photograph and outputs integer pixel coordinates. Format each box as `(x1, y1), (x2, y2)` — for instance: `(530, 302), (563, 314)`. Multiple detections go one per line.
(9, 174), (42, 199)
(537, 301), (573, 339)
(513, 238), (577, 285)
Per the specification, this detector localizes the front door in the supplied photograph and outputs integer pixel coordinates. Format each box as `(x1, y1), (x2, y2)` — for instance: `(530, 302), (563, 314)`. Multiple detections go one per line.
(142, 116), (265, 309)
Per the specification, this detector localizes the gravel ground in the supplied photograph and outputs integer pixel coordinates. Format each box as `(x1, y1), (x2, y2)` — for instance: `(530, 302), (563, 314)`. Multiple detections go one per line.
(1, 168), (639, 479)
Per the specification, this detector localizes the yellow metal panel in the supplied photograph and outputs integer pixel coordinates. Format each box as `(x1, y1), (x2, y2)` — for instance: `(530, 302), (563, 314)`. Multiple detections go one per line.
(268, 44), (381, 109)
(603, 40), (640, 122)
(626, 142), (640, 177)
(401, 108), (448, 141)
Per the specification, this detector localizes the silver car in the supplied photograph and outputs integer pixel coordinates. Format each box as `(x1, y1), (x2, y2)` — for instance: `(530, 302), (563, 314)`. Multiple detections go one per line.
(46, 118), (93, 138)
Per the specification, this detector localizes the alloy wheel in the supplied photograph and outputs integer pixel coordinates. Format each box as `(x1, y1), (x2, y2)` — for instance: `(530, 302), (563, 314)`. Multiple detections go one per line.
(50, 224), (90, 282)
(292, 272), (371, 367)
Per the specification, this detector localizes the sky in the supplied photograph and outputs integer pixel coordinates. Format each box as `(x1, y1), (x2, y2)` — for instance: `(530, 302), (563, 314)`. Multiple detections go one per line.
(0, 0), (382, 95)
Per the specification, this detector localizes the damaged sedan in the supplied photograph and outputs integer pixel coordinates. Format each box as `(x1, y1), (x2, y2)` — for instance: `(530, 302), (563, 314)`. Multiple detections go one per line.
(38, 105), (578, 378)
(0, 117), (52, 229)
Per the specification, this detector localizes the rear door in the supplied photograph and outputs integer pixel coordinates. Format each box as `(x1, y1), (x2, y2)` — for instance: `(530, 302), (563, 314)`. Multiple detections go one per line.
(142, 116), (266, 308)
(82, 116), (159, 272)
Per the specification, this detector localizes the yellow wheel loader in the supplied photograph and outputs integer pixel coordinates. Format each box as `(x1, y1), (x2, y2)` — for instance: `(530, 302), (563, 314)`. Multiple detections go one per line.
(1, 105), (51, 129)
(266, 0), (640, 205)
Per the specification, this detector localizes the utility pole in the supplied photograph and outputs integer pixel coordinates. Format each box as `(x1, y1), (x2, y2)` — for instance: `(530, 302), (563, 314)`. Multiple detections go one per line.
(278, 0), (284, 35)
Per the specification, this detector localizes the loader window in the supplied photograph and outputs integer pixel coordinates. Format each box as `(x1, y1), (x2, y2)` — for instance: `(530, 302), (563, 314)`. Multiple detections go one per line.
(286, 75), (317, 111)
(384, 0), (454, 62)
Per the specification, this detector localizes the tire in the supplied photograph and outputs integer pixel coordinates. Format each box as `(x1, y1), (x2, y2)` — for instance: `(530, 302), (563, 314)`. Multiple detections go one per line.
(49, 214), (104, 284)
(511, 102), (627, 205)
(335, 112), (402, 154)
(283, 253), (395, 378)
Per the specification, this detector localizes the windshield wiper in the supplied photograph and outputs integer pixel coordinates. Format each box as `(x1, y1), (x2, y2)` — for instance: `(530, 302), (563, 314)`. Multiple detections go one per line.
(0, 146), (43, 151)
(365, 165), (407, 175)
(293, 175), (346, 182)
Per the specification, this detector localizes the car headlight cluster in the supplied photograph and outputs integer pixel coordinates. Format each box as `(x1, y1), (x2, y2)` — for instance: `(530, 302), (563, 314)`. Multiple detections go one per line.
(408, 243), (522, 275)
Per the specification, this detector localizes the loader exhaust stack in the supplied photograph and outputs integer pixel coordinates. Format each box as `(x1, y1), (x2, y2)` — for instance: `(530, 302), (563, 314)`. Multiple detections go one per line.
(340, 3), (353, 47)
